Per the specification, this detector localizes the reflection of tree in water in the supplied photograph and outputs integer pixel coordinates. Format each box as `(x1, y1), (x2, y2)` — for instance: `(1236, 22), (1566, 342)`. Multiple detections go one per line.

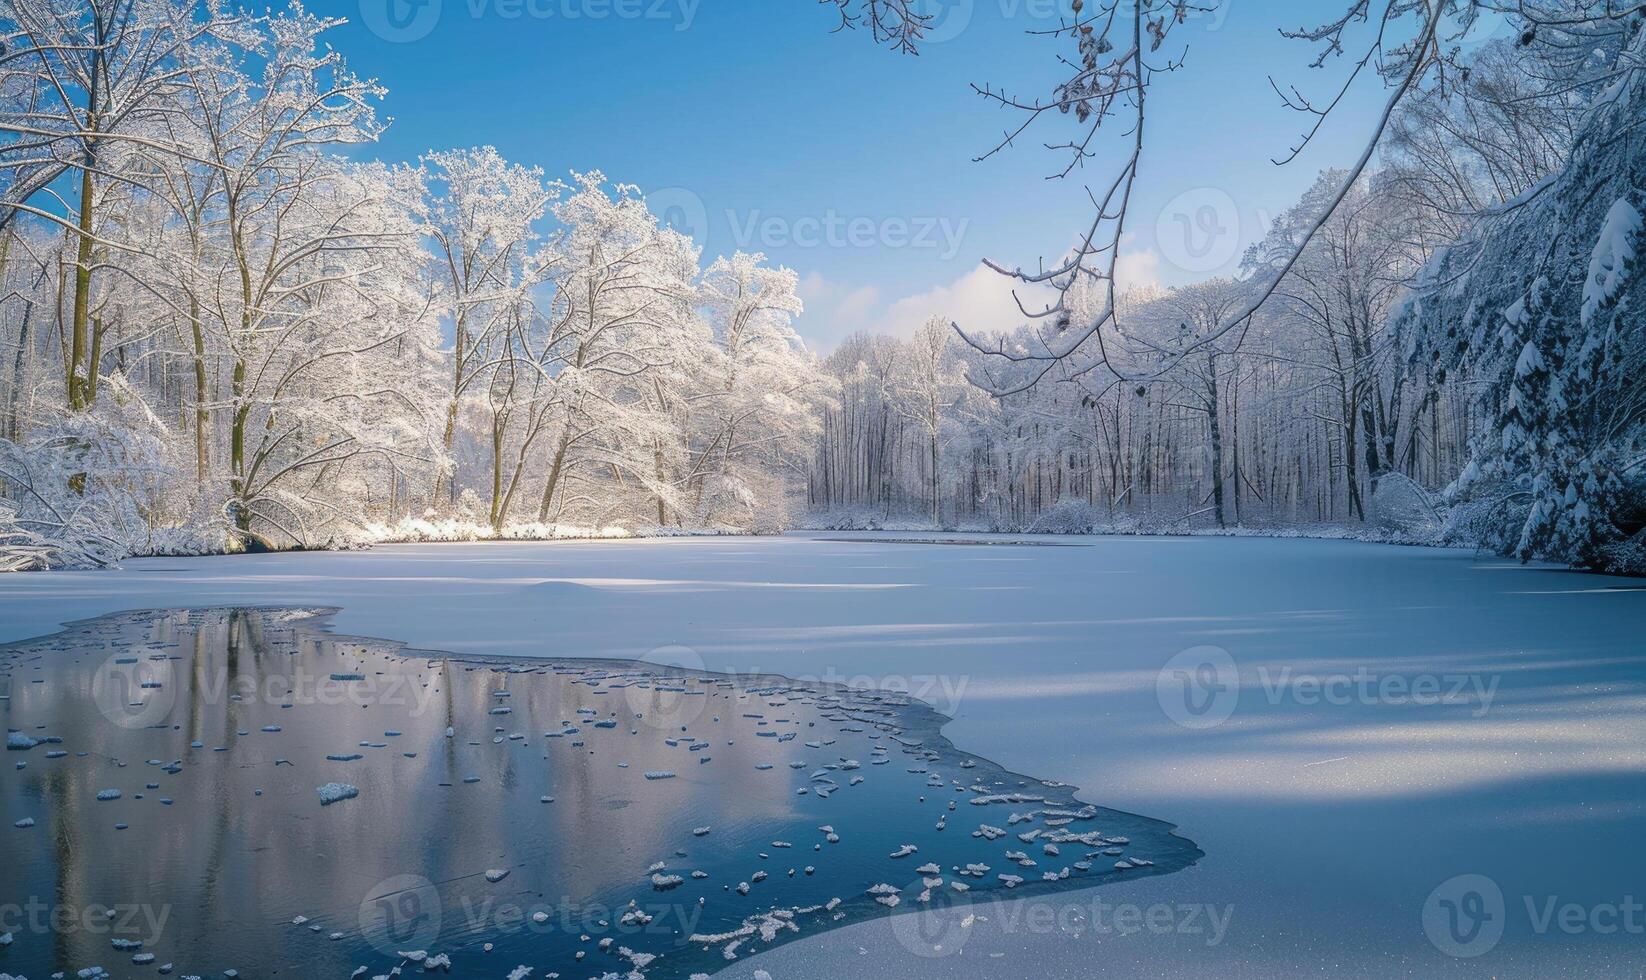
(1, 607), (1199, 979)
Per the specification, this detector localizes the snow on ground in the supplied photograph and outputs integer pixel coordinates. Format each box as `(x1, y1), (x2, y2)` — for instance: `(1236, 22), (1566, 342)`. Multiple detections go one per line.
(1, 531), (1643, 977)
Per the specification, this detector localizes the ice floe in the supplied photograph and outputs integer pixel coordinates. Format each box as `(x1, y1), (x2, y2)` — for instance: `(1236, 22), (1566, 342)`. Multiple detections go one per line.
(317, 783), (359, 806)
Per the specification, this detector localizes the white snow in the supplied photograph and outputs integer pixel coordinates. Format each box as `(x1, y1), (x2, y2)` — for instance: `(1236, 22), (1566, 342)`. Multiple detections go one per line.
(0, 534), (1641, 978)
(316, 783), (358, 806)
(867, 883), (901, 908)
(1582, 198), (1642, 326)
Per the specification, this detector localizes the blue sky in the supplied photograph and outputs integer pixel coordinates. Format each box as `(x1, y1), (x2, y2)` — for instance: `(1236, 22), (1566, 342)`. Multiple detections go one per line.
(317, 0), (1513, 350)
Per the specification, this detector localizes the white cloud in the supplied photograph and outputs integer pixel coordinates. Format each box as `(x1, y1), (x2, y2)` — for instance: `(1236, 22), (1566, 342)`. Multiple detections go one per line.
(794, 250), (1163, 353)
(1115, 249), (1162, 293)
(834, 285), (881, 324)
(796, 272), (882, 349)
(878, 265), (1047, 338)
(795, 265), (1052, 353)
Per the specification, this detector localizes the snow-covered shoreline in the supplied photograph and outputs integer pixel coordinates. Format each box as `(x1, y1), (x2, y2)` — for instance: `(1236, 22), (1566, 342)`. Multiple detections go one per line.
(6, 519), (1619, 579)
(802, 513), (1451, 546)
(0, 518), (759, 572)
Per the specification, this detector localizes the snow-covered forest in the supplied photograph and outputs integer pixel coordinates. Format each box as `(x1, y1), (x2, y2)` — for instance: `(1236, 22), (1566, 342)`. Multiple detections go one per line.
(1, 0), (1643, 572)
(0, 1), (832, 566)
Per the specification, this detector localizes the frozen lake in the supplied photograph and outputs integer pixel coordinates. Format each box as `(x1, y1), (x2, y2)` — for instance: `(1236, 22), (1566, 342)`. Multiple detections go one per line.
(1, 532), (1643, 977)
(0, 606), (1195, 978)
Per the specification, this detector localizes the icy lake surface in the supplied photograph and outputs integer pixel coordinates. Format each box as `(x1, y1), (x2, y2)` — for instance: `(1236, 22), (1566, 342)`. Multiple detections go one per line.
(0, 606), (1197, 978)
(0, 532), (1643, 978)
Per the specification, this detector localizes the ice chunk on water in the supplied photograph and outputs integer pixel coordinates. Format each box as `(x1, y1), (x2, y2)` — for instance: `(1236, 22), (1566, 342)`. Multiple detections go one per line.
(316, 783), (359, 806)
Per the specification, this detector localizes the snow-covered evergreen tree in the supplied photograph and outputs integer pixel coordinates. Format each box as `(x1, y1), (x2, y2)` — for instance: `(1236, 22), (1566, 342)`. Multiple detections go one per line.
(1398, 20), (1646, 570)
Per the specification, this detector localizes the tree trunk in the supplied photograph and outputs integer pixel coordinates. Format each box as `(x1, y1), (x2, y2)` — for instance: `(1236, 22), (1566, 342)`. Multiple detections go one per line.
(189, 298), (209, 485)
(229, 358), (250, 532)
(537, 427), (573, 523)
(67, 163), (96, 410)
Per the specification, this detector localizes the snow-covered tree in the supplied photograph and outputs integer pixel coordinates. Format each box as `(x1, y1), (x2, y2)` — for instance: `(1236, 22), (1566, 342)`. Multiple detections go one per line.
(691, 251), (825, 527)
(1399, 20), (1646, 569)
(0, 0), (237, 410)
(527, 174), (701, 526)
(417, 146), (558, 511)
